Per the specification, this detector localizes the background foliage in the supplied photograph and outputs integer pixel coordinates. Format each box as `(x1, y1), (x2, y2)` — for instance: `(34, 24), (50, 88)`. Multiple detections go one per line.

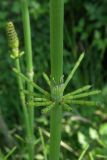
(0, 0), (107, 159)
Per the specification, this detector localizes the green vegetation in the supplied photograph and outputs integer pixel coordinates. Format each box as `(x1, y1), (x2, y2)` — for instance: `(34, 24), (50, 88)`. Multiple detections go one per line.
(0, 0), (107, 159)
(49, 0), (64, 159)
(20, 0), (34, 159)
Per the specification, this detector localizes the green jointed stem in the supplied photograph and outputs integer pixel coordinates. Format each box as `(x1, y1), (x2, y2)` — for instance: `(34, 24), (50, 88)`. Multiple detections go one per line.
(20, 0), (34, 159)
(50, 0), (64, 81)
(50, 105), (62, 160)
(6, 21), (30, 153)
(21, 0), (33, 73)
(50, 0), (64, 160)
(15, 59), (29, 136)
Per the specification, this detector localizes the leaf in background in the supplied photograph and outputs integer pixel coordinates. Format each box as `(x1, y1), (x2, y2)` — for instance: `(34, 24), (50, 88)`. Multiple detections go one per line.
(99, 123), (107, 136)
(77, 132), (88, 148)
(89, 128), (99, 140)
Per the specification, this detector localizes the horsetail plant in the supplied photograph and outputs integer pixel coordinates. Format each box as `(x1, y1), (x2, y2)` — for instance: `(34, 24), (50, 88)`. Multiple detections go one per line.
(6, 21), (34, 160)
(7, 0), (35, 158)
(20, 0), (35, 158)
(6, 22), (29, 134)
(6, 0), (101, 159)
(13, 52), (100, 159)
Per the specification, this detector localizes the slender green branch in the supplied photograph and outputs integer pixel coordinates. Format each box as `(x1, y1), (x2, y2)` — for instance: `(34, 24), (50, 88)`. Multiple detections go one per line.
(22, 90), (49, 98)
(63, 103), (72, 111)
(65, 100), (99, 106)
(42, 103), (55, 113)
(43, 72), (51, 87)
(64, 53), (84, 90)
(34, 98), (49, 102)
(13, 68), (50, 96)
(64, 90), (101, 100)
(64, 85), (92, 97)
(29, 101), (53, 107)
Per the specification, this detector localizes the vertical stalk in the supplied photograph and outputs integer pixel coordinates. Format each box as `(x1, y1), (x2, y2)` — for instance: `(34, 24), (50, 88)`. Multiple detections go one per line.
(15, 59), (29, 136)
(6, 20), (32, 159)
(50, 0), (64, 160)
(20, 0), (34, 159)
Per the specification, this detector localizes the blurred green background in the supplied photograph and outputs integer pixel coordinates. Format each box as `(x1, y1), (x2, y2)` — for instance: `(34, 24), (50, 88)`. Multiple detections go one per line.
(0, 0), (107, 159)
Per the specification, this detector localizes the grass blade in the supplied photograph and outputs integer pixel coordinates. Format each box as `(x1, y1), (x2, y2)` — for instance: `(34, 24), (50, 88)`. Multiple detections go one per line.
(78, 145), (89, 160)
(4, 146), (17, 160)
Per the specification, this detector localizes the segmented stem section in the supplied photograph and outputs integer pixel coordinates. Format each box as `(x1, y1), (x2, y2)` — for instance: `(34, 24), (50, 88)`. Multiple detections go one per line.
(6, 21), (29, 138)
(15, 59), (30, 136)
(20, 0), (34, 159)
(50, 0), (64, 160)
(50, 0), (64, 82)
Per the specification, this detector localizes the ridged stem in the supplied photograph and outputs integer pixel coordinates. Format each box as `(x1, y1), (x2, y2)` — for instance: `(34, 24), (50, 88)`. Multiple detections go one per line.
(50, 0), (64, 160)
(20, 0), (34, 159)
(15, 59), (30, 138)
